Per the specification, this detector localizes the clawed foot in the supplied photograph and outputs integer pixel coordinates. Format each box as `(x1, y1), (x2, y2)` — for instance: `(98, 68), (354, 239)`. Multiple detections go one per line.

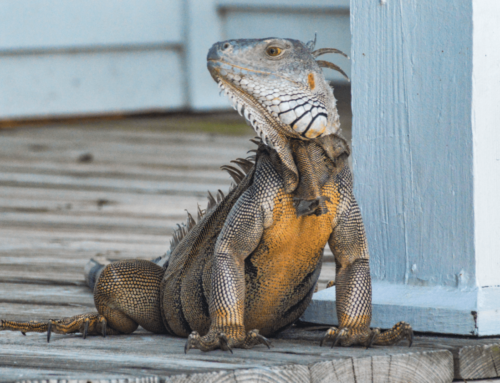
(320, 326), (379, 348)
(184, 331), (233, 354)
(320, 321), (413, 348)
(1, 313), (112, 342)
(184, 328), (271, 353)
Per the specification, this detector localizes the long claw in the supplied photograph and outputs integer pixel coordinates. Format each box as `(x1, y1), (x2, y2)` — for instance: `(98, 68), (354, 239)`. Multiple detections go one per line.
(83, 320), (89, 339)
(331, 334), (340, 348)
(320, 328), (338, 347)
(47, 320), (52, 343)
(21, 331), (26, 336)
(332, 328), (347, 348)
(184, 331), (199, 354)
(409, 329), (414, 348)
(257, 333), (271, 349)
(320, 333), (329, 347)
(366, 328), (380, 350)
(102, 321), (107, 338)
(218, 333), (233, 354)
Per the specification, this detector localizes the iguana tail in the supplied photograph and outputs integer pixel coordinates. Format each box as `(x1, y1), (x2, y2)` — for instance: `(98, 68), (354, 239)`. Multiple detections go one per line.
(84, 258), (110, 291)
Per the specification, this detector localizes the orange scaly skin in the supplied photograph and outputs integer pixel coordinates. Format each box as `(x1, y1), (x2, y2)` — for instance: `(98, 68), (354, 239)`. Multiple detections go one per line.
(242, 181), (339, 335)
(1, 37), (413, 351)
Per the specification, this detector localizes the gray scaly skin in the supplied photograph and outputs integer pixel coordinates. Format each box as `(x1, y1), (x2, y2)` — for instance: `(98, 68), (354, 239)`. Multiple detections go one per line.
(1, 37), (413, 351)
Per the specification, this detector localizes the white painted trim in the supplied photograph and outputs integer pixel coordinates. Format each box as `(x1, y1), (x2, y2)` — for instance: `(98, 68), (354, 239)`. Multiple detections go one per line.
(472, 0), (500, 289)
(0, 50), (185, 119)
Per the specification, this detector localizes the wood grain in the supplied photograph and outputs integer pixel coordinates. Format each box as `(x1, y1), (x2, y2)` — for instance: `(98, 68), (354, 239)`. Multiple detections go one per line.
(0, 124), (480, 383)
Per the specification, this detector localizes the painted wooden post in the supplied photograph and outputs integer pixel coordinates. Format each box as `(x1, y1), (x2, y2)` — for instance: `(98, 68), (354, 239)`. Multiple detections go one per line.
(304, 0), (500, 335)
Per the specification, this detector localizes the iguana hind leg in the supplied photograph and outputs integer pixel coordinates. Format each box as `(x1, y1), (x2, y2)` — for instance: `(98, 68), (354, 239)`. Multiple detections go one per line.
(93, 259), (166, 335)
(1, 259), (166, 342)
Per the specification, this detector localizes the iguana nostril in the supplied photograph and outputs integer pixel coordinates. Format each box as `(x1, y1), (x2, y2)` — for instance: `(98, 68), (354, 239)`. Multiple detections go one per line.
(222, 42), (230, 50)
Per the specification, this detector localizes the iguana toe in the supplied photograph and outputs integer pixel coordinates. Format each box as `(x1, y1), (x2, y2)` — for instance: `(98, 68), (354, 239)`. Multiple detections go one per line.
(372, 321), (413, 347)
(320, 326), (378, 348)
(242, 329), (272, 349)
(320, 326), (339, 347)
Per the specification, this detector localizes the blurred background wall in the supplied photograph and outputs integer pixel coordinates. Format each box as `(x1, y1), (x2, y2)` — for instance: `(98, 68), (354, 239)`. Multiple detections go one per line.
(0, 0), (350, 120)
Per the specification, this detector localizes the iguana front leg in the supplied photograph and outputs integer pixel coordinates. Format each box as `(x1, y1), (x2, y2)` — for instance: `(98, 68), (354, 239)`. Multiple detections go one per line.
(185, 184), (272, 353)
(321, 196), (413, 348)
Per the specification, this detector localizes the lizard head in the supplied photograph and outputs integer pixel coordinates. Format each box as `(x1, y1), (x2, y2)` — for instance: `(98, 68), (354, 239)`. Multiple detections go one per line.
(207, 37), (348, 145)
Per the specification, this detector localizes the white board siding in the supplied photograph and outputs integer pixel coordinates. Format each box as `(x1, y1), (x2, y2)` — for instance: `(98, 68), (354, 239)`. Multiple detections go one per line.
(0, 0), (183, 51)
(0, 0), (351, 118)
(221, 9), (350, 84)
(0, 50), (185, 118)
(0, 0), (186, 119)
(186, 0), (351, 111)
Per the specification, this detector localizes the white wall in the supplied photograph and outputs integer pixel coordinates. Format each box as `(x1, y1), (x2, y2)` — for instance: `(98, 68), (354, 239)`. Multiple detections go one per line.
(0, 0), (351, 119)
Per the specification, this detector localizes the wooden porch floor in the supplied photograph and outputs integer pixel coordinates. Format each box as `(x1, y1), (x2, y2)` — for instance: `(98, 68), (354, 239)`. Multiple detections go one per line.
(0, 118), (499, 383)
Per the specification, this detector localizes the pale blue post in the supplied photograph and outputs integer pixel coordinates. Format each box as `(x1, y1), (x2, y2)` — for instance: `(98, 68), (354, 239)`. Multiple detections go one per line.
(304, 0), (500, 335)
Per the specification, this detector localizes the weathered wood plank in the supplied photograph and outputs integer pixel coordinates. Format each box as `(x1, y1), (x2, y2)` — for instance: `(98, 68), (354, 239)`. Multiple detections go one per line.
(14, 378), (160, 383)
(0, 283), (94, 308)
(0, 327), (455, 383)
(0, 254), (157, 285)
(415, 336), (500, 380)
(0, 302), (95, 321)
(0, 163), (231, 185)
(0, 228), (170, 245)
(456, 342), (500, 380)
(0, 132), (254, 168)
(164, 365), (311, 383)
(0, 211), (178, 230)
(278, 328), (500, 381)
(308, 350), (453, 383)
(0, 124), (483, 383)
(0, 172), (228, 196)
(0, 194), (207, 220)
(0, 166), (232, 188)
(0, 123), (252, 144)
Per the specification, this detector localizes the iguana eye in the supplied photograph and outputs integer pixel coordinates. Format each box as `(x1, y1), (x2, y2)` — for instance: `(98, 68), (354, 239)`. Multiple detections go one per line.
(266, 47), (282, 57)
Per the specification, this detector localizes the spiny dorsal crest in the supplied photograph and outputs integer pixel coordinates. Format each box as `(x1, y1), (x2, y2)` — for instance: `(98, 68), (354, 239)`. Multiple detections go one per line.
(169, 149), (256, 252)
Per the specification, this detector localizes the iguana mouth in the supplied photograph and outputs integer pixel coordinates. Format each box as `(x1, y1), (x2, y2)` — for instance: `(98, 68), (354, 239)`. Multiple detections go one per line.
(208, 60), (332, 146)
(208, 61), (293, 146)
(207, 59), (303, 87)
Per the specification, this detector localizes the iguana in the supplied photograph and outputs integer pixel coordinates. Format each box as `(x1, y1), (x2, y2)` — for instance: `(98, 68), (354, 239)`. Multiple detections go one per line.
(0, 37), (413, 351)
